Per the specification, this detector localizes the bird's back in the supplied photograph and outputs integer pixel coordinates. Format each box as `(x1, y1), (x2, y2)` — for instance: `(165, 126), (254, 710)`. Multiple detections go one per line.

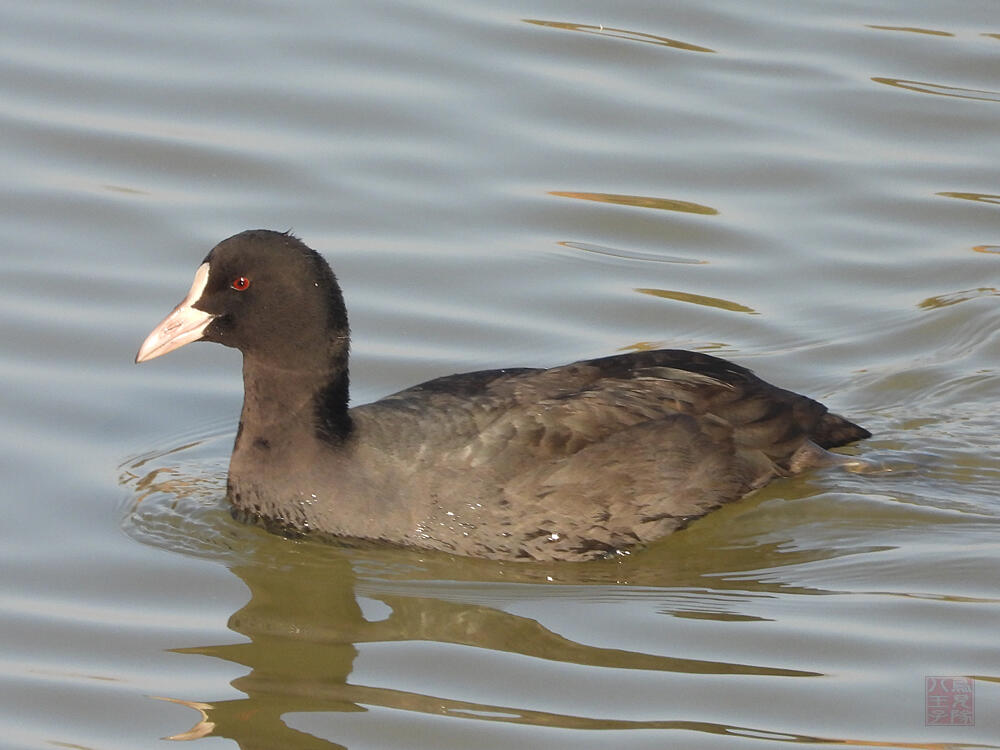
(348, 350), (869, 560)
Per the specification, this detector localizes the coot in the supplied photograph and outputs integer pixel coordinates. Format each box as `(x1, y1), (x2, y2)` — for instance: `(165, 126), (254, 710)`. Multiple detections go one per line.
(136, 230), (870, 561)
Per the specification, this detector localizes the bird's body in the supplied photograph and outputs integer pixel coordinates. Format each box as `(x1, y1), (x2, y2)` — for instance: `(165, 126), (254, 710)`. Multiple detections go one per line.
(137, 230), (870, 561)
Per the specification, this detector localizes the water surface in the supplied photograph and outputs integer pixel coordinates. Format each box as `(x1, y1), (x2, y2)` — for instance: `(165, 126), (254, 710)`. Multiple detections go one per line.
(1, 0), (998, 748)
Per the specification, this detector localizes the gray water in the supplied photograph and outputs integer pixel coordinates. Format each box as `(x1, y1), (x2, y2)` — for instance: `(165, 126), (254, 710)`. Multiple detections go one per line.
(2, 0), (998, 748)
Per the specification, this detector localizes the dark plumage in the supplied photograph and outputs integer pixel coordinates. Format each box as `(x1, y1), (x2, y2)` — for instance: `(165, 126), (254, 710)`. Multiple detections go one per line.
(136, 230), (870, 561)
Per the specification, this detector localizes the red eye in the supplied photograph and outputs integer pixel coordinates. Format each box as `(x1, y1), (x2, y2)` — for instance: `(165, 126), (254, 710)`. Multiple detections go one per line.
(231, 276), (251, 291)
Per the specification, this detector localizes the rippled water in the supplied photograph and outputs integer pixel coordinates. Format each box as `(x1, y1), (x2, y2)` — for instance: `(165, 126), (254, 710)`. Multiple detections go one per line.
(2, 0), (998, 747)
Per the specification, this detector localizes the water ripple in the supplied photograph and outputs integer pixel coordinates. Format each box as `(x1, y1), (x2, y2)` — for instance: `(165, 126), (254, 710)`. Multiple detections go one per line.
(937, 191), (1000, 205)
(558, 240), (707, 265)
(865, 25), (954, 37)
(523, 19), (716, 53)
(550, 191), (718, 215)
(872, 77), (1000, 103)
(918, 287), (998, 309)
(636, 287), (758, 314)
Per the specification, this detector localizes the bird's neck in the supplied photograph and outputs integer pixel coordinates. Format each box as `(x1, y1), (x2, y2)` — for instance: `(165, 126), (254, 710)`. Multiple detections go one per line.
(224, 345), (397, 542)
(237, 351), (352, 452)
